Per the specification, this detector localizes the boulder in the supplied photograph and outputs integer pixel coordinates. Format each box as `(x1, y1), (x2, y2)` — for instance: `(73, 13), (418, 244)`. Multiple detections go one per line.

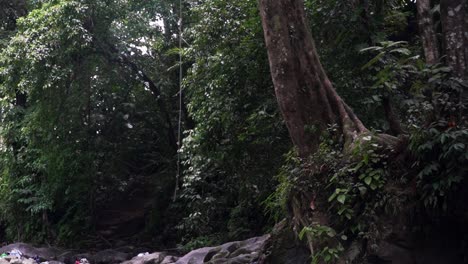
(122, 252), (166, 264)
(9, 259), (23, 264)
(93, 249), (130, 264)
(160, 256), (178, 264)
(175, 235), (269, 264)
(56, 251), (77, 264)
(0, 244), (62, 260)
(113, 246), (134, 254)
(70, 253), (94, 264)
(19, 259), (35, 264)
(257, 222), (310, 264)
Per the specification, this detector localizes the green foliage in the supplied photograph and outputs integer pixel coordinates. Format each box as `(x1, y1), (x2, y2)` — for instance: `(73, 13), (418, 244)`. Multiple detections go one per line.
(407, 64), (468, 211)
(299, 225), (344, 264)
(324, 135), (391, 236)
(0, 0), (180, 245)
(179, 234), (222, 253)
(0, 0), (465, 256)
(306, 0), (415, 129)
(176, 0), (290, 246)
(411, 126), (468, 209)
(262, 151), (298, 223)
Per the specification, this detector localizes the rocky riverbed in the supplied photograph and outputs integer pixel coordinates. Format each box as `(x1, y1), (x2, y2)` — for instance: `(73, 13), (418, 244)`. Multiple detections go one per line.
(0, 235), (269, 264)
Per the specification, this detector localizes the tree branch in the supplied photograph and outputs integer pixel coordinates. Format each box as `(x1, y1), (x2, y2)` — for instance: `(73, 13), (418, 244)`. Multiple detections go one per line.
(98, 41), (179, 152)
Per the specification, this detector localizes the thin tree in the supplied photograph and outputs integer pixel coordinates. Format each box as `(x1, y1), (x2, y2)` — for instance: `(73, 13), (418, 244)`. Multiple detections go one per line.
(416, 0), (439, 65)
(440, 0), (467, 78)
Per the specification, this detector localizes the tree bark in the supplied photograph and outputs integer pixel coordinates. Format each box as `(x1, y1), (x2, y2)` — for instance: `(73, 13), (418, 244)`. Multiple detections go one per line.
(441, 0), (467, 78)
(465, 1), (468, 78)
(416, 0), (439, 65)
(383, 96), (404, 135)
(258, 0), (368, 158)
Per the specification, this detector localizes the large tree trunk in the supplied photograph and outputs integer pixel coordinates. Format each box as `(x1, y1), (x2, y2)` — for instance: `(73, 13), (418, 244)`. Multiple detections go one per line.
(258, 0), (368, 157)
(416, 0), (439, 64)
(441, 0), (467, 78)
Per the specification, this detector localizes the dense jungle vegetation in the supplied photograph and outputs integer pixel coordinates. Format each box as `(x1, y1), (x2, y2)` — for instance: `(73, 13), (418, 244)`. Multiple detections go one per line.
(0, 0), (467, 262)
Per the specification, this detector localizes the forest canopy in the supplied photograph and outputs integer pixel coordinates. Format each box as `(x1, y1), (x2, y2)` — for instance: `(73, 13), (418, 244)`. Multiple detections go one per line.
(0, 0), (467, 263)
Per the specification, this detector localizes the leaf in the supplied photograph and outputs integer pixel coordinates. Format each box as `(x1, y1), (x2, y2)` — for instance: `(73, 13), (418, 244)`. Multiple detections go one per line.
(298, 227), (310, 240)
(338, 207), (347, 215)
(390, 48), (411, 56)
(358, 186), (367, 196)
(359, 46), (383, 53)
(337, 194), (346, 204)
(361, 52), (385, 70)
(384, 40), (408, 48)
(452, 143), (465, 151)
(364, 176), (372, 185)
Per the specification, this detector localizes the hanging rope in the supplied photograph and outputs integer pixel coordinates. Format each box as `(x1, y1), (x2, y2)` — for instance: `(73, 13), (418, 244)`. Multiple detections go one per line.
(173, 0), (183, 202)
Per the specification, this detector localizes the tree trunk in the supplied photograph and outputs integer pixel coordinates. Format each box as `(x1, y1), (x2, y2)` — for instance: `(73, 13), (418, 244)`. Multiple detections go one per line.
(258, 0), (368, 158)
(441, 0), (467, 78)
(465, 1), (468, 78)
(383, 96), (404, 135)
(416, 0), (439, 64)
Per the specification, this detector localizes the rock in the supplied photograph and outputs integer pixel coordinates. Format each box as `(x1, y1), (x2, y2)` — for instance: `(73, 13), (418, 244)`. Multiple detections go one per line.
(113, 241), (128, 248)
(9, 259), (21, 264)
(160, 256), (178, 264)
(227, 254), (253, 264)
(205, 258), (228, 264)
(71, 253), (94, 264)
(36, 248), (63, 261)
(229, 247), (250, 258)
(258, 221), (310, 264)
(93, 249), (130, 264)
(20, 258), (36, 264)
(0, 244), (62, 260)
(122, 252), (166, 264)
(371, 241), (414, 264)
(56, 251), (77, 264)
(176, 247), (214, 264)
(205, 250), (229, 261)
(0, 235), (269, 264)
(176, 235), (269, 264)
(114, 246), (135, 254)
(131, 248), (151, 257)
